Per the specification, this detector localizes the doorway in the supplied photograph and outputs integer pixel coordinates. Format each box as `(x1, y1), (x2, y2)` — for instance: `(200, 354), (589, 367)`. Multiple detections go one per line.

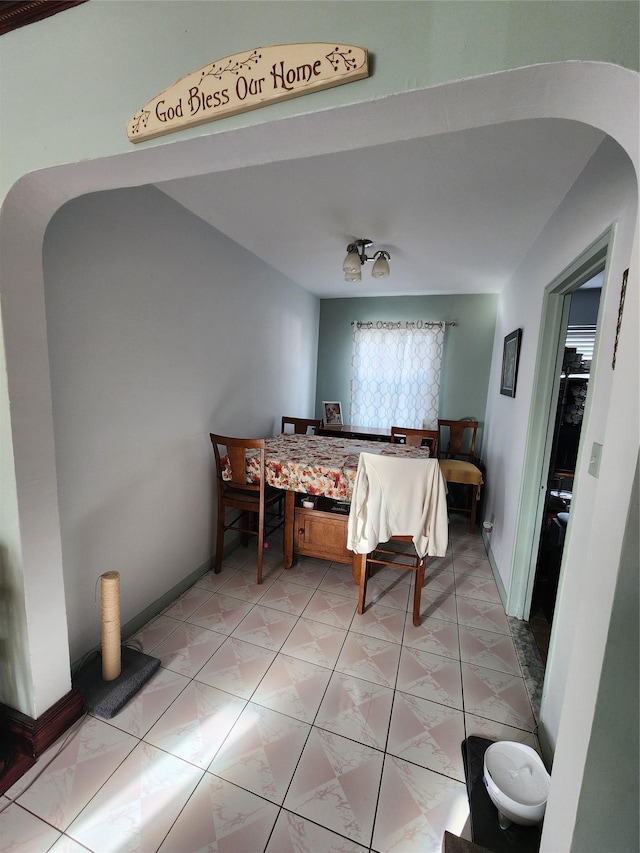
(529, 272), (604, 662)
(507, 230), (615, 633)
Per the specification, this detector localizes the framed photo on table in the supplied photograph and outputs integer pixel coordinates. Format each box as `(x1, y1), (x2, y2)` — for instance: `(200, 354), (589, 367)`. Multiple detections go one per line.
(323, 401), (343, 425)
(500, 328), (522, 397)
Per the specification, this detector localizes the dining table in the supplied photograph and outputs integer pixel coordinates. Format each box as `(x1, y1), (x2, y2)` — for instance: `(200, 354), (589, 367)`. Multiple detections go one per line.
(224, 433), (432, 575)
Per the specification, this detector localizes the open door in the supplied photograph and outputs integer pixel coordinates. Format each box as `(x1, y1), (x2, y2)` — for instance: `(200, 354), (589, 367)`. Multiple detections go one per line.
(528, 275), (603, 661)
(508, 229), (612, 644)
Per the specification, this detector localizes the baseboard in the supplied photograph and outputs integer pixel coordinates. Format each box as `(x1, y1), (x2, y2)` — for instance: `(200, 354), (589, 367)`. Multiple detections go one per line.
(0, 688), (84, 795)
(118, 557), (216, 653)
(71, 556), (221, 677)
(482, 530), (508, 609)
(0, 750), (35, 797)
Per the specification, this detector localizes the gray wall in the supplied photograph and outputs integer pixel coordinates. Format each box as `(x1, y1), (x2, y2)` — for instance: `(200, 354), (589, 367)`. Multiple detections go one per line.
(569, 288), (602, 325)
(44, 186), (319, 661)
(316, 295), (498, 454)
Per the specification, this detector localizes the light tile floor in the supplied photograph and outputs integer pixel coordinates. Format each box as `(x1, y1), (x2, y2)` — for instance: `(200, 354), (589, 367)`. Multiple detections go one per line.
(1, 516), (541, 853)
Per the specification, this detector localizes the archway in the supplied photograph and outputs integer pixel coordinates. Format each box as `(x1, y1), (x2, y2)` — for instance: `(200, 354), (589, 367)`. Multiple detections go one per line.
(1, 62), (637, 723)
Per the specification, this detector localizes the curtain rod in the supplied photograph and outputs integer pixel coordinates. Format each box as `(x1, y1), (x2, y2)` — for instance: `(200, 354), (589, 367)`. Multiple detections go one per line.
(351, 320), (456, 328)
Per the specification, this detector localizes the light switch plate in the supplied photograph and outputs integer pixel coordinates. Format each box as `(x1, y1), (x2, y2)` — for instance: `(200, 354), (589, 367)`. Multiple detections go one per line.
(588, 442), (603, 478)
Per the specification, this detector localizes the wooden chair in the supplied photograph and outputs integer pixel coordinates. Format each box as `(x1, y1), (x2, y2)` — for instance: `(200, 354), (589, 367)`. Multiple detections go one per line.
(390, 425), (439, 455)
(210, 434), (284, 584)
(437, 419), (484, 532)
(356, 540), (427, 627)
(281, 416), (321, 435)
(348, 454), (449, 626)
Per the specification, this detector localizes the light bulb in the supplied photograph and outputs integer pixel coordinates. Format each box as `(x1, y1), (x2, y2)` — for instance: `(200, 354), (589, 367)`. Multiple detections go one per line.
(371, 253), (390, 278)
(344, 267), (362, 282)
(343, 250), (361, 274)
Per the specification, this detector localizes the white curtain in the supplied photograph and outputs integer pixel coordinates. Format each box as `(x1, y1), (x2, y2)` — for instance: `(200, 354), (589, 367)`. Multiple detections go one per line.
(350, 321), (445, 428)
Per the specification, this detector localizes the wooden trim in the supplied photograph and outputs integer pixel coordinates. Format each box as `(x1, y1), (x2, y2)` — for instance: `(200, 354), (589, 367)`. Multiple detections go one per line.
(3, 688), (84, 758)
(0, 1), (88, 36)
(0, 688), (84, 794)
(0, 751), (35, 796)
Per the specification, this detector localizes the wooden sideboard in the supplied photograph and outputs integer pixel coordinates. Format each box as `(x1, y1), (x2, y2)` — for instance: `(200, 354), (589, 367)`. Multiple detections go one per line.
(317, 424), (392, 442)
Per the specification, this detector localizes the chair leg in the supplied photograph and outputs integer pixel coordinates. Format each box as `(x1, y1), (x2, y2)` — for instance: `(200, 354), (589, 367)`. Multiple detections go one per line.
(412, 559), (425, 627)
(256, 510), (264, 585)
(352, 552), (366, 585)
(283, 491), (295, 570)
(357, 558), (369, 615)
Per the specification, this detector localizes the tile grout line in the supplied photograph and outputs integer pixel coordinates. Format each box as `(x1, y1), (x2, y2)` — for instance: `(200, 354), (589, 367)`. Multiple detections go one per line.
(7, 524), (524, 852)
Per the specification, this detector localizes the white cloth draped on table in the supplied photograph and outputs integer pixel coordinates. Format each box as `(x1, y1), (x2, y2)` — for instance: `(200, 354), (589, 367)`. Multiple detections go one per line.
(347, 453), (449, 558)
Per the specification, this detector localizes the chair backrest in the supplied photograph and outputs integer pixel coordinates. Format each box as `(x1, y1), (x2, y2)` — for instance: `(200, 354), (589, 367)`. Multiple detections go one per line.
(437, 419), (478, 462)
(390, 426), (439, 455)
(281, 416), (321, 435)
(210, 433), (265, 492)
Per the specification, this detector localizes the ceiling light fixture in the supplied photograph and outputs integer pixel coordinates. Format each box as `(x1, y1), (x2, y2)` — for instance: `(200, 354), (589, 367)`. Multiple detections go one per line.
(343, 239), (391, 281)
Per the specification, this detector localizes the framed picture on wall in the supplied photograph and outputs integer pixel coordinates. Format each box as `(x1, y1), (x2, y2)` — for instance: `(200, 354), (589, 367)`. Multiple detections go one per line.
(500, 329), (522, 397)
(323, 401), (343, 425)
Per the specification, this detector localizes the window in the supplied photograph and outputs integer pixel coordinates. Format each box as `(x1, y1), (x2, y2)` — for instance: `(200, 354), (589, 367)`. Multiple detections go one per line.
(350, 321), (445, 428)
(565, 325), (596, 364)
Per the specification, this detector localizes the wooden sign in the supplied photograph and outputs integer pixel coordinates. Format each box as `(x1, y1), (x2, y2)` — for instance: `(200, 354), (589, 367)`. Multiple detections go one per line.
(127, 42), (368, 143)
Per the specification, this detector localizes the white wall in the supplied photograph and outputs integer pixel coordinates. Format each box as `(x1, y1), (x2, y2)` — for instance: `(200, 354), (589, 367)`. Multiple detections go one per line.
(483, 138), (637, 596)
(43, 186), (318, 662)
(0, 4), (638, 851)
(483, 134), (639, 735)
(481, 135), (639, 850)
(1, 0), (637, 720)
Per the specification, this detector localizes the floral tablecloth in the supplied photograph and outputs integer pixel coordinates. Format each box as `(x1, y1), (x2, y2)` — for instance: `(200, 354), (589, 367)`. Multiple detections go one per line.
(224, 433), (430, 502)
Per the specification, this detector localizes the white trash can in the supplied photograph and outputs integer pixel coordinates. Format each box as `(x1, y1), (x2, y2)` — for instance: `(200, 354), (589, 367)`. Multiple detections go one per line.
(483, 741), (551, 829)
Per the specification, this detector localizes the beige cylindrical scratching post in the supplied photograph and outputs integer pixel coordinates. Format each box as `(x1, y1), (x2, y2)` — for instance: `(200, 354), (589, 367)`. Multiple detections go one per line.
(74, 570), (159, 718)
(101, 570), (121, 681)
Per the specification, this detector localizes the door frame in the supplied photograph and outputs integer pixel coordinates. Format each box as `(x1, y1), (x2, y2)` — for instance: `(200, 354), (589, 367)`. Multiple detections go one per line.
(507, 228), (613, 620)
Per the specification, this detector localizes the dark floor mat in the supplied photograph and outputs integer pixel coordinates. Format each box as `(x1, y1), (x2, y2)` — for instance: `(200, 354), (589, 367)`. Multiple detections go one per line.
(73, 646), (160, 719)
(462, 736), (543, 853)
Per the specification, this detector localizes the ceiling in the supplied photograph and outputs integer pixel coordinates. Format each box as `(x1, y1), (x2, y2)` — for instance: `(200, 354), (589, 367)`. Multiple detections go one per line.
(156, 116), (606, 299)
